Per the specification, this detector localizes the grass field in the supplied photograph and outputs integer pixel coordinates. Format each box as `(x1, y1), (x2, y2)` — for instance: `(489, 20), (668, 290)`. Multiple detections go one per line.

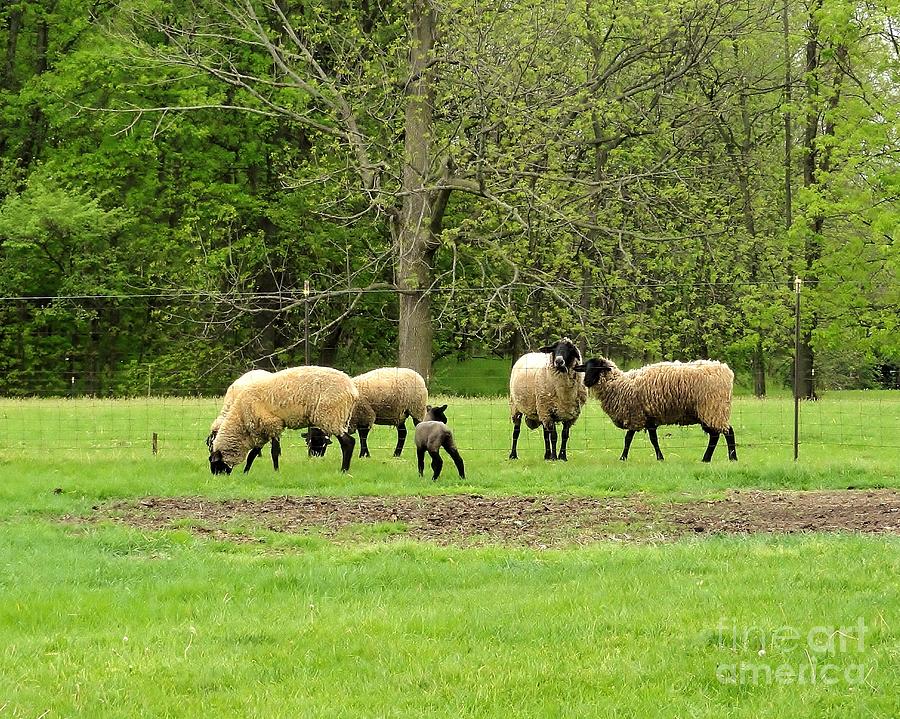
(0, 392), (898, 716)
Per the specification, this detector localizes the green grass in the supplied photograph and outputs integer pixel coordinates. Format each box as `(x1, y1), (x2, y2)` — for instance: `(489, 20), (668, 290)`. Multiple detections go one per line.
(432, 356), (513, 396)
(0, 522), (896, 717)
(0, 393), (898, 716)
(0, 392), (896, 504)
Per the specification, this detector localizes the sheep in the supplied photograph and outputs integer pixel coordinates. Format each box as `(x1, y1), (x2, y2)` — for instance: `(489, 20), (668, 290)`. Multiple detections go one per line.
(209, 366), (358, 474)
(576, 357), (737, 462)
(303, 367), (428, 458)
(508, 337), (588, 461)
(206, 370), (282, 472)
(414, 404), (465, 481)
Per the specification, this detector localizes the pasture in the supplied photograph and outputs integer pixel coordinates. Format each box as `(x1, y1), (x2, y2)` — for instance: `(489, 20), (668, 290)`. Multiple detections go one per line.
(0, 392), (898, 716)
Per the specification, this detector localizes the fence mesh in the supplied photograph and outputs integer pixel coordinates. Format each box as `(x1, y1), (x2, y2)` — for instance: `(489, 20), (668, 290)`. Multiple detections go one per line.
(0, 289), (897, 459)
(0, 389), (897, 459)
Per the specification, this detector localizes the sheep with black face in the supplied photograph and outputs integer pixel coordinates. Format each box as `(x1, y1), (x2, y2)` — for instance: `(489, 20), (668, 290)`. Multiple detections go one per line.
(206, 369), (281, 473)
(302, 367), (428, 459)
(414, 404), (465, 481)
(577, 357), (737, 462)
(209, 366), (358, 475)
(508, 337), (588, 461)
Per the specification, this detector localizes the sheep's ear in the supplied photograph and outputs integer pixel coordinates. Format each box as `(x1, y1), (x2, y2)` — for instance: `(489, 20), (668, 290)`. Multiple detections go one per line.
(538, 343), (556, 353)
(437, 404), (448, 412)
(426, 404), (432, 411)
(573, 364), (586, 372)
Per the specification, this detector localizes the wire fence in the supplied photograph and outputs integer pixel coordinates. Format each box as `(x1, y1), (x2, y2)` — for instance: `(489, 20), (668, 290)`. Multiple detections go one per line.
(0, 283), (897, 460)
(0, 386), (897, 461)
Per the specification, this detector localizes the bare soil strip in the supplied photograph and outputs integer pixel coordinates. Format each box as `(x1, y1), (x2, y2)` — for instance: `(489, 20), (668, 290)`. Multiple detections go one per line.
(89, 489), (900, 547)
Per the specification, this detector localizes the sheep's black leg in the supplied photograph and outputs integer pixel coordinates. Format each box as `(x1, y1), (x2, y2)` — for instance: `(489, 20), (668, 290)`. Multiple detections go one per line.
(244, 446), (262, 474)
(393, 422), (407, 457)
(445, 442), (466, 479)
(417, 446), (426, 477)
(271, 437), (281, 470)
(358, 425), (371, 458)
(702, 429), (720, 462)
(509, 413), (522, 460)
(648, 427), (664, 461)
(558, 420), (573, 462)
(543, 423), (557, 460)
(620, 430), (636, 461)
(725, 427), (738, 461)
(428, 450), (443, 481)
(336, 433), (355, 473)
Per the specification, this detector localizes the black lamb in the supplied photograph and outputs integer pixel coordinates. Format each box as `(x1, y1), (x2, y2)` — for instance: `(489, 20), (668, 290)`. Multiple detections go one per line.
(414, 404), (465, 481)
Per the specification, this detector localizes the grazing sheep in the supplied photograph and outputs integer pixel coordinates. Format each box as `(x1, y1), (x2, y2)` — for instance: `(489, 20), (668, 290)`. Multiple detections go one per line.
(414, 404), (465, 481)
(509, 337), (588, 461)
(304, 367), (428, 458)
(206, 370), (281, 472)
(302, 427), (331, 457)
(576, 357), (737, 462)
(209, 366), (358, 474)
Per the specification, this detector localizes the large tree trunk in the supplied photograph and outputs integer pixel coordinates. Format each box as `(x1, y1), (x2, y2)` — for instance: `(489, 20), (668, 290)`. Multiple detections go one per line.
(20, 19), (48, 168)
(798, 4), (820, 400)
(396, 0), (438, 382)
(752, 339), (767, 397)
(3, 8), (22, 91)
(798, 5), (845, 400)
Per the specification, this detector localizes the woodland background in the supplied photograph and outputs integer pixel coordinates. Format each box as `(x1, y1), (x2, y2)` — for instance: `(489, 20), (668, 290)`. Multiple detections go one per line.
(0, 0), (897, 396)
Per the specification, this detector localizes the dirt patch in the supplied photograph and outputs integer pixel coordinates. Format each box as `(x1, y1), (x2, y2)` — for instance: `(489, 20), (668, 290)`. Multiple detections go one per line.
(86, 489), (900, 547)
(670, 489), (900, 535)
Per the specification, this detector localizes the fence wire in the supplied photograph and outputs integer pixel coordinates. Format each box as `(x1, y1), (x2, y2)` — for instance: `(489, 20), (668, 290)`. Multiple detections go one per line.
(0, 386), (897, 460)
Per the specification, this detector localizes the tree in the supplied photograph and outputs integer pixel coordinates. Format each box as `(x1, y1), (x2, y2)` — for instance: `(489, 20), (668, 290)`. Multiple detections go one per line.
(104, 0), (756, 381)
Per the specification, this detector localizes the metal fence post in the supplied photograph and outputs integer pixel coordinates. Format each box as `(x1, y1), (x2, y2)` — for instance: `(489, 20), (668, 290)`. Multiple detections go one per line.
(304, 279), (310, 366)
(793, 276), (802, 461)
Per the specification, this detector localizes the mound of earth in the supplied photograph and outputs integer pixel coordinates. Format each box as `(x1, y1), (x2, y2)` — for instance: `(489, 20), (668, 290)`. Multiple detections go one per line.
(85, 489), (900, 547)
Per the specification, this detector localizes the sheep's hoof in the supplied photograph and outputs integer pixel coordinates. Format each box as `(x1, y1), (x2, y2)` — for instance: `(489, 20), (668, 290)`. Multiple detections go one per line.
(618, 456), (627, 462)
(558, 454), (567, 462)
(509, 453), (518, 460)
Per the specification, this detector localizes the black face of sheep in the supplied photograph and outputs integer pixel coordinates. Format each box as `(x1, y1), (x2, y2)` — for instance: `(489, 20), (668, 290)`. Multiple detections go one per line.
(423, 404), (448, 423)
(576, 358), (616, 387)
(540, 338), (581, 373)
(209, 450), (233, 475)
(302, 427), (332, 457)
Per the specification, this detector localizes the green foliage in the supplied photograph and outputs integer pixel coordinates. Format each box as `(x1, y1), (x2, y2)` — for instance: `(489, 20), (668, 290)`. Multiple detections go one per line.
(0, 0), (897, 392)
(0, 391), (898, 715)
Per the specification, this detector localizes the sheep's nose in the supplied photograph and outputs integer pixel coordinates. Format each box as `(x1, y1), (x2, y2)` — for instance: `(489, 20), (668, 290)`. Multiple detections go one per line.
(554, 357), (565, 369)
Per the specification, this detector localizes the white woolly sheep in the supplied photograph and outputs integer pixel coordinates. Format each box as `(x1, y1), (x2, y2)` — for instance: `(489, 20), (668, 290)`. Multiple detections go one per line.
(414, 404), (465, 481)
(508, 337), (588, 461)
(304, 367), (428, 458)
(209, 366), (358, 474)
(577, 357), (737, 462)
(206, 370), (280, 471)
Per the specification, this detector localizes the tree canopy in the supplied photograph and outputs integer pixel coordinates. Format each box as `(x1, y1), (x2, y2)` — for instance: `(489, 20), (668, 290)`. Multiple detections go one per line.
(0, 0), (897, 395)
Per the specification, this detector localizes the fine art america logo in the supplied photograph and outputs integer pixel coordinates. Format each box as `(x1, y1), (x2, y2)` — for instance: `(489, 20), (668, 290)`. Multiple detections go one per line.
(715, 617), (871, 686)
